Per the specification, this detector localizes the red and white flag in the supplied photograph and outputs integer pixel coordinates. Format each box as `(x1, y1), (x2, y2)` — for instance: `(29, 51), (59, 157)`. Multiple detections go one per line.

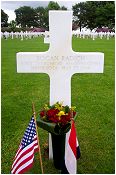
(65, 120), (80, 174)
(11, 116), (39, 174)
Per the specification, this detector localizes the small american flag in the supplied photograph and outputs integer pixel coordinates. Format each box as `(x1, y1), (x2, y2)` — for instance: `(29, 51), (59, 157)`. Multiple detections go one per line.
(11, 116), (39, 174)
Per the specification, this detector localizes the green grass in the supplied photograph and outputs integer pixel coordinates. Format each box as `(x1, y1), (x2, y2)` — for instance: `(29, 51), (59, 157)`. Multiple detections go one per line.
(1, 37), (115, 174)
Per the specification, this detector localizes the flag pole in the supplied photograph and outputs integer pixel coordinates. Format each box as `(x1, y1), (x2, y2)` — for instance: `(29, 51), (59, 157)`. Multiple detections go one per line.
(32, 102), (44, 174)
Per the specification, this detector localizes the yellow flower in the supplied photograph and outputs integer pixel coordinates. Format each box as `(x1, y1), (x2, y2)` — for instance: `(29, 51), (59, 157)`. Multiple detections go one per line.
(71, 106), (76, 111)
(55, 102), (63, 110)
(44, 104), (49, 110)
(57, 111), (65, 117)
(42, 116), (46, 119)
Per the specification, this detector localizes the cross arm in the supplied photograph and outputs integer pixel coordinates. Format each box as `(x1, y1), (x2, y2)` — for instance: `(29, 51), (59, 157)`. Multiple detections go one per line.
(17, 52), (51, 74)
(69, 52), (104, 74)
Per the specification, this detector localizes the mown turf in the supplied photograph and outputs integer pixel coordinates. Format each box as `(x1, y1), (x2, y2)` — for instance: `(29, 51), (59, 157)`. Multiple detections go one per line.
(1, 36), (115, 174)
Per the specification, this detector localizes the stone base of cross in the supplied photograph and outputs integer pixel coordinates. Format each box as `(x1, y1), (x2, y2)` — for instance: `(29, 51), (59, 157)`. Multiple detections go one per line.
(16, 11), (104, 159)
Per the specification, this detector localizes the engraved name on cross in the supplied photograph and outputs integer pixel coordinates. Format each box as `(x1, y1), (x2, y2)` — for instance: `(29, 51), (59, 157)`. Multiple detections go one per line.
(17, 11), (104, 159)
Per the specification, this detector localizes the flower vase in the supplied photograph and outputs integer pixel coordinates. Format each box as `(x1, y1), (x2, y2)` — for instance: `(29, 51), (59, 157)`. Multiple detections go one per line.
(51, 133), (66, 170)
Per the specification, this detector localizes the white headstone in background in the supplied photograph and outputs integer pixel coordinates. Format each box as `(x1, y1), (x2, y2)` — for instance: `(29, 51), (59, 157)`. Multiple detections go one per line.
(100, 32), (103, 39)
(17, 11), (104, 160)
(20, 31), (23, 41)
(44, 31), (50, 44)
(107, 31), (110, 40)
(11, 31), (14, 39)
(4, 31), (9, 39)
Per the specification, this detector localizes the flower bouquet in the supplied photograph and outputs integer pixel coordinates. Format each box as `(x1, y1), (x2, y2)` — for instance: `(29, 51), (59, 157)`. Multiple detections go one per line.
(37, 102), (77, 135)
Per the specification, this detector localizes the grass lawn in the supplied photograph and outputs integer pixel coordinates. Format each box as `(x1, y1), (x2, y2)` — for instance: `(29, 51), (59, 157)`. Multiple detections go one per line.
(1, 36), (115, 174)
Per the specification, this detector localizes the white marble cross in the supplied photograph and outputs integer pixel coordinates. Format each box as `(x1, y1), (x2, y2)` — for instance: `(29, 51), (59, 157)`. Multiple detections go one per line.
(17, 11), (104, 159)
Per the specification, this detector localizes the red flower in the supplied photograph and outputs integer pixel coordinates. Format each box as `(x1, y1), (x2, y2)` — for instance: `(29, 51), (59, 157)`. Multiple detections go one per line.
(47, 109), (58, 117)
(46, 109), (59, 123)
(73, 111), (76, 116)
(58, 114), (70, 125)
(40, 110), (45, 117)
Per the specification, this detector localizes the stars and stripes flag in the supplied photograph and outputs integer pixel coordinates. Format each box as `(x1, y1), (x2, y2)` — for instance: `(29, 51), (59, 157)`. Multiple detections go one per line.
(11, 116), (39, 174)
(65, 120), (80, 174)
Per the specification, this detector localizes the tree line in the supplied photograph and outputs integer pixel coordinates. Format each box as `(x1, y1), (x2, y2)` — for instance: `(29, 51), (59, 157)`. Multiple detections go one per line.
(72, 1), (115, 31)
(1, 1), (115, 32)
